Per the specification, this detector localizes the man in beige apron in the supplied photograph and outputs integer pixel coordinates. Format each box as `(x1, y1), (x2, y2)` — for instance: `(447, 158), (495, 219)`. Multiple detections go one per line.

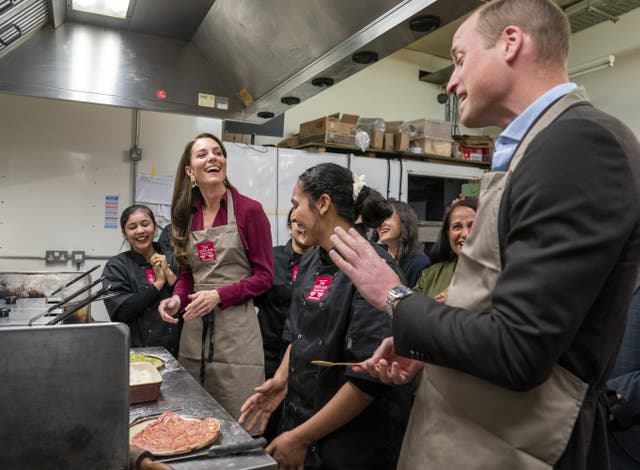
(329, 1), (640, 468)
(180, 190), (265, 420)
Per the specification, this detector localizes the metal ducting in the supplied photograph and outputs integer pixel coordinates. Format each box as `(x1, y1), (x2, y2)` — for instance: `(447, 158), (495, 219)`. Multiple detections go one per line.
(0, 0), (484, 124)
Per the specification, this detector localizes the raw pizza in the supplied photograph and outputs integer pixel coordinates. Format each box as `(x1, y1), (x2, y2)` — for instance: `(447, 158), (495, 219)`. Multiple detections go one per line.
(131, 412), (221, 455)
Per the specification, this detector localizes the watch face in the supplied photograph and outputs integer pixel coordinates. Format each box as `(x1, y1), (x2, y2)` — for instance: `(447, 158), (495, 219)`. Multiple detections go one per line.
(391, 286), (413, 298)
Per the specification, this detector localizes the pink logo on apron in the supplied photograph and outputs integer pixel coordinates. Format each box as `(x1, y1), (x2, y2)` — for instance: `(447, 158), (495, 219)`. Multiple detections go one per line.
(145, 268), (156, 284)
(306, 276), (332, 301)
(197, 241), (217, 262)
(291, 265), (299, 283)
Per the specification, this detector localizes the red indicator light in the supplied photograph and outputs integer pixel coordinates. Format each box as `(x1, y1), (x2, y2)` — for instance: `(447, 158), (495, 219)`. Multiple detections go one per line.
(156, 90), (167, 100)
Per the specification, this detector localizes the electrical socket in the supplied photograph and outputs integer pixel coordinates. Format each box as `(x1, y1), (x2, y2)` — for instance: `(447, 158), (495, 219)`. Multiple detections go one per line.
(45, 250), (68, 264)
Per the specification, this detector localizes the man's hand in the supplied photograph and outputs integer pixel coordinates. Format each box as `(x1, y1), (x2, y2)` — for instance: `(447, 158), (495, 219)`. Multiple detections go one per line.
(265, 430), (309, 470)
(329, 227), (400, 311)
(158, 295), (181, 324)
(352, 337), (424, 384)
(239, 378), (288, 434)
(183, 289), (220, 320)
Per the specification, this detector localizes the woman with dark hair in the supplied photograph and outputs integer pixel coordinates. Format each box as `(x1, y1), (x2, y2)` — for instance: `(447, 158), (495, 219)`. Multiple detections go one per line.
(158, 133), (274, 419)
(373, 199), (430, 287)
(413, 197), (478, 301)
(239, 163), (414, 469)
(103, 204), (181, 356)
(254, 207), (314, 442)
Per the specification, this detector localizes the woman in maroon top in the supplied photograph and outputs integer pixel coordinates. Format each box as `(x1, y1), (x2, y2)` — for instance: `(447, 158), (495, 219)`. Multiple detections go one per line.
(159, 133), (274, 419)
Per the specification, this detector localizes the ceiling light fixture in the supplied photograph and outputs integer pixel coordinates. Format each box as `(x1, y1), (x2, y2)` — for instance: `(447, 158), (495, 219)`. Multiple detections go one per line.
(311, 77), (334, 88)
(71, 0), (133, 19)
(257, 111), (275, 119)
(568, 54), (615, 79)
(281, 96), (300, 105)
(409, 15), (441, 33)
(352, 51), (379, 64)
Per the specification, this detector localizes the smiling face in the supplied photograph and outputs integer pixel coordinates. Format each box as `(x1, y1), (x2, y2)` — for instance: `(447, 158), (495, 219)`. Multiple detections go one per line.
(185, 137), (227, 188)
(123, 209), (156, 256)
(290, 219), (313, 253)
(446, 13), (506, 128)
(290, 181), (325, 248)
(376, 208), (401, 246)
(448, 205), (476, 257)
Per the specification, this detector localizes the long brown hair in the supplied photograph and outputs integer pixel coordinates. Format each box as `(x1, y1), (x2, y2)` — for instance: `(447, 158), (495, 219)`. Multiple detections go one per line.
(171, 133), (233, 268)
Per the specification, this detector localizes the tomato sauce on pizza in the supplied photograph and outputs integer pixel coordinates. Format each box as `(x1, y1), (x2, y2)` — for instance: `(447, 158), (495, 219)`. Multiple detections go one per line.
(131, 411), (221, 455)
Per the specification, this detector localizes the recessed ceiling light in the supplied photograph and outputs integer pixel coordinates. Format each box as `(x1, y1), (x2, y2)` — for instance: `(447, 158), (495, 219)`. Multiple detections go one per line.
(71, 0), (133, 19)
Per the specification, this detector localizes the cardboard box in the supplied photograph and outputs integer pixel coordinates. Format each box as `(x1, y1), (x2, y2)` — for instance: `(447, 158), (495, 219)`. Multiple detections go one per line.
(384, 133), (395, 151)
(222, 132), (251, 144)
(453, 134), (494, 162)
(369, 131), (384, 149)
(278, 134), (300, 148)
(413, 138), (453, 157)
(299, 113), (359, 146)
(394, 132), (410, 152)
(408, 118), (452, 141)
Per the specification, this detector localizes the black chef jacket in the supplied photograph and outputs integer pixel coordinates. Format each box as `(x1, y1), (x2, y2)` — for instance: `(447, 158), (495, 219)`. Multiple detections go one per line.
(103, 242), (181, 357)
(283, 245), (413, 470)
(255, 240), (304, 379)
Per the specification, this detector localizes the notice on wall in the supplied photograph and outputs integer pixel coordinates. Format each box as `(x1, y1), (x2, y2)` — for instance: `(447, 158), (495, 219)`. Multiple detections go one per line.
(136, 172), (173, 206)
(104, 195), (119, 229)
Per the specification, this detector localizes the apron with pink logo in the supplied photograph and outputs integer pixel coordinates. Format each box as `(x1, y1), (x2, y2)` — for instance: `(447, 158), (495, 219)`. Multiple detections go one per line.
(179, 190), (264, 420)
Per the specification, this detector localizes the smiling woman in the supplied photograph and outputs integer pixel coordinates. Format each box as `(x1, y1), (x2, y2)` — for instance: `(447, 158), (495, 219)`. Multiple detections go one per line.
(102, 204), (181, 357)
(239, 163), (415, 469)
(158, 133), (274, 420)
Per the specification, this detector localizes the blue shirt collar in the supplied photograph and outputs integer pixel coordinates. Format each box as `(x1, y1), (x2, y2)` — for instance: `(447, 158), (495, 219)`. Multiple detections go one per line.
(499, 82), (577, 143)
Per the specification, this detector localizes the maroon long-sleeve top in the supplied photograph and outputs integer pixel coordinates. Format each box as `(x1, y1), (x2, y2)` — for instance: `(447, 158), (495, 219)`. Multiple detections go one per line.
(172, 189), (274, 310)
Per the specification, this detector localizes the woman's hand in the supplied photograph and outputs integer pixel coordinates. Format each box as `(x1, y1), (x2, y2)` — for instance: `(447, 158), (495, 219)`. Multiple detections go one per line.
(238, 378), (288, 434)
(150, 253), (168, 271)
(352, 336), (424, 384)
(265, 430), (309, 470)
(151, 260), (166, 291)
(434, 288), (448, 303)
(182, 289), (220, 320)
(158, 295), (181, 324)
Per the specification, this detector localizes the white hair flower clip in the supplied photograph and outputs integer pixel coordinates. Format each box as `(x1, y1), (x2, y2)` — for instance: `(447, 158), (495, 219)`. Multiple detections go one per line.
(352, 173), (367, 202)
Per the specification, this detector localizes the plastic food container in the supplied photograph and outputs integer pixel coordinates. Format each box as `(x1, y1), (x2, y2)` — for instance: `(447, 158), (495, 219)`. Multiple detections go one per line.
(130, 362), (163, 404)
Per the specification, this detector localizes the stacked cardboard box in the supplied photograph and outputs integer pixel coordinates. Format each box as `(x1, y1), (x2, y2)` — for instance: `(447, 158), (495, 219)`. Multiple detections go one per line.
(299, 113), (359, 146)
(222, 132), (252, 144)
(453, 135), (494, 162)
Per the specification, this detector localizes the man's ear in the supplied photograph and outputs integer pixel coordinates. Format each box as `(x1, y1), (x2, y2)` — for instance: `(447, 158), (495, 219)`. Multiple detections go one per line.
(502, 25), (524, 63)
(317, 193), (331, 215)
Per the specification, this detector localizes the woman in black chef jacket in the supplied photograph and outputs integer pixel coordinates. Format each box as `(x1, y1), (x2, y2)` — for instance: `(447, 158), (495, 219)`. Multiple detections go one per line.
(254, 207), (314, 442)
(103, 204), (181, 357)
(239, 163), (414, 470)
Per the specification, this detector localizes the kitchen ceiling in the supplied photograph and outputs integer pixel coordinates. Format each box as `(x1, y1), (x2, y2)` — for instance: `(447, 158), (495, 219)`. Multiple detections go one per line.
(1, 0), (636, 124)
(0, 0), (484, 123)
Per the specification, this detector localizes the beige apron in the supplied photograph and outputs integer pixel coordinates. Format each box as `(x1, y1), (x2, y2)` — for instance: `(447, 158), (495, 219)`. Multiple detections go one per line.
(179, 190), (264, 420)
(398, 88), (591, 470)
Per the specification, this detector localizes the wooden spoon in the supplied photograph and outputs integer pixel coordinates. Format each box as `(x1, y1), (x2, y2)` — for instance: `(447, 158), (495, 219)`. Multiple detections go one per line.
(310, 360), (362, 367)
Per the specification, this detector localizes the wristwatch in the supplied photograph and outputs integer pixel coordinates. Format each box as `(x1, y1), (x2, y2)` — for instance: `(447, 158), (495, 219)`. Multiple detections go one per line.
(385, 285), (414, 317)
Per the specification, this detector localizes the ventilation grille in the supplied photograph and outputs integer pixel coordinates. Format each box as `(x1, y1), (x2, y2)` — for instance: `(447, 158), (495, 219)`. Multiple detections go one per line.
(567, 0), (640, 33)
(0, 0), (49, 55)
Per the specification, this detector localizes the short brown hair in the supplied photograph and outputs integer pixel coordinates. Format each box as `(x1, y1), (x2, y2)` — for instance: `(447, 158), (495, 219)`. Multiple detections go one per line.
(476, 0), (570, 66)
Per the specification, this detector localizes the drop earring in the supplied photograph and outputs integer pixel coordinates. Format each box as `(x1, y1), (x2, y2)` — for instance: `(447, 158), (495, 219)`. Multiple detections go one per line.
(190, 175), (197, 188)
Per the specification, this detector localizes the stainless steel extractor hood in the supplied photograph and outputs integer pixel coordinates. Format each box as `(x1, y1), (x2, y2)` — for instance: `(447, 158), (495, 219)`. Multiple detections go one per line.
(0, 0), (483, 123)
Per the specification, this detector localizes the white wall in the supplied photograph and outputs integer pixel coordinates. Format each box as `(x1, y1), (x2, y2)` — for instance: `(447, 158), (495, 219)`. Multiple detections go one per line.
(568, 6), (640, 136)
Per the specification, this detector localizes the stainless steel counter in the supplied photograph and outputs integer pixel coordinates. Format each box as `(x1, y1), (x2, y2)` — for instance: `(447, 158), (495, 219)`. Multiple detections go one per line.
(130, 347), (276, 470)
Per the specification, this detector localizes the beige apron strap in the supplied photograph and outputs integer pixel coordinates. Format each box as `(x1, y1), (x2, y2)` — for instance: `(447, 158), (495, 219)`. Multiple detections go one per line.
(509, 87), (590, 172)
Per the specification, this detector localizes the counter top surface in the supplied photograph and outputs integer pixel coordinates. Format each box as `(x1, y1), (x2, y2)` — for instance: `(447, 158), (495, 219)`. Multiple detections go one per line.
(131, 347), (276, 470)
